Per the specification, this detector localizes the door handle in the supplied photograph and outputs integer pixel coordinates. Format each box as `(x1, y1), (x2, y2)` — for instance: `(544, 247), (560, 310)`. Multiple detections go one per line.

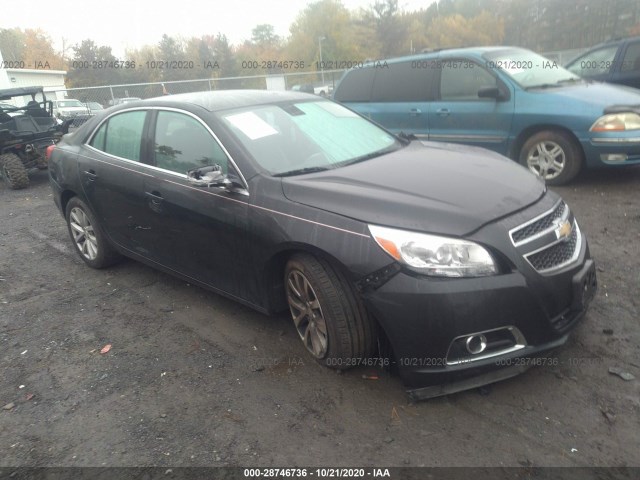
(436, 108), (450, 116)
(409, 108), (422, 116)
(145, 191), (164, 205)
(83, 170), (98, 181)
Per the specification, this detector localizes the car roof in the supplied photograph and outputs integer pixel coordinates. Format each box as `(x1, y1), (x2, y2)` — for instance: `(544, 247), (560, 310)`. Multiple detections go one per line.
(362, 46), (523, 66)
(585, 35), (639, 48)
(133, 89), (318, 112)
(0, 86), (45, 101)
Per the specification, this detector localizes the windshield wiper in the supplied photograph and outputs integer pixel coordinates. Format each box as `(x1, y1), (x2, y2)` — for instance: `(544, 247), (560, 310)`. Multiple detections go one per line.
(556, 77), (583, 85)
(273, 166), (331, 177)
(526, 83), (557, 90)
(340, 144), (404, 168)
(527, 78), (584, 90)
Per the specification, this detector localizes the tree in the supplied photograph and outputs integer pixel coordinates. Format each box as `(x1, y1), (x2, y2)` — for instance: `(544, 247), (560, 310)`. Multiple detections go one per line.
(251, 24), (280, 47)
(286, 0), (369, 71)
(68, 40), (120, 87)
(155, 34), (193, 81)
(0, 28), (64, 69)
(214, 34), (238, 78)
(425, 12), (504, 48)
(0, 28), (25, 62)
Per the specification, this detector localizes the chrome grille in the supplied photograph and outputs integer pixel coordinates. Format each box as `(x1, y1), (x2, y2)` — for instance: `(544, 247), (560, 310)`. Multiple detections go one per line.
(526, 221), (579, 272)
(511, 201), (566, 244)
(509, 200), (582, 274)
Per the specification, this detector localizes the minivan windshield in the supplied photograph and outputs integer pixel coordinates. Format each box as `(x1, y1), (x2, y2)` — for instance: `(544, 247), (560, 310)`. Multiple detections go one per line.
(483, 49), (583, 89)
(219, 100), (402, 175)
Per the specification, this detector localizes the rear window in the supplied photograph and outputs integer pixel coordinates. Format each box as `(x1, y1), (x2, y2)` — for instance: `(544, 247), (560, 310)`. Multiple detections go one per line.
(333, 68), (375, 102)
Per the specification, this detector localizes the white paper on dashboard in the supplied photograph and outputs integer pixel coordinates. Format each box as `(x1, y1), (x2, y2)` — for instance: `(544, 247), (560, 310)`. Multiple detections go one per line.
(226, 112), (278, 140)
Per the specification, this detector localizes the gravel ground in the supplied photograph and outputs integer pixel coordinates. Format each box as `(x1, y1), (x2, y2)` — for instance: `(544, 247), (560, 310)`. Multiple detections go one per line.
(0, 166), (639, 469)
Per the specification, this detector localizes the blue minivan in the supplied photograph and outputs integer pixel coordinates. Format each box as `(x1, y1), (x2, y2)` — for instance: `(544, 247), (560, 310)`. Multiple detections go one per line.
(333, 47), (640, 185)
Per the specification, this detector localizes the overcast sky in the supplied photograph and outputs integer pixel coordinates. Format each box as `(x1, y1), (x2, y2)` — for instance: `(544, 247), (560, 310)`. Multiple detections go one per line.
(2, 0), (433, 57)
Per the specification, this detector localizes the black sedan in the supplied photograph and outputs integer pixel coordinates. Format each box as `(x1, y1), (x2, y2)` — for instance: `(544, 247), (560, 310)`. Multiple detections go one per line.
(47, 90), (597, 399)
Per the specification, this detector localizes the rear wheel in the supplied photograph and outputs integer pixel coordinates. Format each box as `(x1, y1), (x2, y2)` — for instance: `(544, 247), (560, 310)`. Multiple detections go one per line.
(284, 254), (377, 368)
(65, 197), (121, 268)
(519, 130), (583, 185)
(0, 153), (29, 189)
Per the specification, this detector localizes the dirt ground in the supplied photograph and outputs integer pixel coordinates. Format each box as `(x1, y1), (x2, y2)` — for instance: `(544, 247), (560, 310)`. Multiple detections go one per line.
(0, 166), (638, 469)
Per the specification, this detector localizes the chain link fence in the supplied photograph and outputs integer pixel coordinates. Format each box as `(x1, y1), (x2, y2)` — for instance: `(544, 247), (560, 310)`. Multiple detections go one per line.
(49, 70), (346, 110)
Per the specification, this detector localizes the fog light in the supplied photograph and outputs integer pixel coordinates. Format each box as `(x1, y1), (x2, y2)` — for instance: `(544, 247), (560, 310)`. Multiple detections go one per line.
(600, 153), (628, 162)
(466, 334), (487, 355)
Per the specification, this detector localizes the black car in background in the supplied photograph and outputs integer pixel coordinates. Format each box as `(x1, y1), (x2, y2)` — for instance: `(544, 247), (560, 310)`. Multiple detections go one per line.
(47, 91), (597, 399)
(566, 36), (640, 89)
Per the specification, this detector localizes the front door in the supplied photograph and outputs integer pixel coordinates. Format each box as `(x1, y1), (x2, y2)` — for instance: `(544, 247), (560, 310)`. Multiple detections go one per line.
(428, 59), (514, 155)
(140, 109), (251, 298)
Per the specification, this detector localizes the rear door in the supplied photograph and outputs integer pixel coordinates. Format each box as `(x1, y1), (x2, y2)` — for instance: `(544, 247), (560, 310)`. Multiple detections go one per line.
(428, 58), (514, 154)
(78, 109), (153, 251)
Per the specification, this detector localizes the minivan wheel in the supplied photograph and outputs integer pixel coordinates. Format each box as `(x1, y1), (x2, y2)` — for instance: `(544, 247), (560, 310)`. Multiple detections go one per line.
(65, 197), (121, 269)
(519, 130), (583, 185)
(284, 254), (377, 368)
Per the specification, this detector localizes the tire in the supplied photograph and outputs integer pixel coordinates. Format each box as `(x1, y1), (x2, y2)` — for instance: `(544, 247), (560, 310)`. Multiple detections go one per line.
(0, 153), (29, 189)
(284, 254), (377, 369)
(65, 197), (121, 269)
(518, 130), (583, 186)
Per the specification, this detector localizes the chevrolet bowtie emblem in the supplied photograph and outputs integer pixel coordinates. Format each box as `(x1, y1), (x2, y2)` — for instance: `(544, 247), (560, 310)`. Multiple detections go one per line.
(555, 220), (572, 241)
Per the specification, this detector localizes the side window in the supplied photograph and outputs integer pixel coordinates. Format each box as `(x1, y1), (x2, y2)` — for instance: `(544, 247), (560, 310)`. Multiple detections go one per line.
(154, 111), (228, 175)
(567, 45), (618, 77)
(621, 42), (640, 72)
(333, 68), (375, 102)
(90, 122), (106, 151)
(371, 60), (434, 102)
(88, 111), (146, 161)
(440, 61), (496, 101)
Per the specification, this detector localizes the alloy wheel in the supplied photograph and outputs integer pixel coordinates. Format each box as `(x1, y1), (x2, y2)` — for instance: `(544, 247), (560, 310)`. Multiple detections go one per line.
(69, 207), (99, 260)
(526, 140), (565, 181)
(286, 269), (328, 358)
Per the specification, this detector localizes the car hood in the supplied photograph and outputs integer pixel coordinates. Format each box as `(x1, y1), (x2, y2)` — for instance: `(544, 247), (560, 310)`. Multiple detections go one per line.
(58, 106), (88, 113)
(281, 141), (545, 236)
(531, 82), (640, 110)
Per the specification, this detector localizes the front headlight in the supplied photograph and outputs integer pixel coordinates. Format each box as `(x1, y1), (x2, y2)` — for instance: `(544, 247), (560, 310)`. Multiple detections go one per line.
(590, 112), (640, 132)
(369, 225), (497, 278)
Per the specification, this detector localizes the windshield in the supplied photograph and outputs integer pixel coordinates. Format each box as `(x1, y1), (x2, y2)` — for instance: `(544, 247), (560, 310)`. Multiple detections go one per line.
(483, 49), (582, 89)
(59, 100), (84, 108)
(218, 100), (401, 175)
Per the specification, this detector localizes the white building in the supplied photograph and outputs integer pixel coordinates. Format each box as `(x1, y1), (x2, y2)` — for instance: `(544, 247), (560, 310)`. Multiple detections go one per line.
(0, 49), (67, 104)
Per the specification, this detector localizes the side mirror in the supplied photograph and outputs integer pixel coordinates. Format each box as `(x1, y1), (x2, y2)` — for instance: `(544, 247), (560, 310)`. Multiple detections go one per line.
(477, 86), (503, 100)
(187, 164), (232, 188)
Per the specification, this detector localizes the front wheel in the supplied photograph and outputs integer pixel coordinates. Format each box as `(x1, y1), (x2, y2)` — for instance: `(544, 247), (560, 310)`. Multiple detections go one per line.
(284, 254), (377, 368)
(519, 130), (583, 185)
(65, 197), (121, 268)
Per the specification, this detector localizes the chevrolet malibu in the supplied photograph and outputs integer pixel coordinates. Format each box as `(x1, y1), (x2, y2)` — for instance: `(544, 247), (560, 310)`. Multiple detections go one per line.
(47, 91), (597, 399)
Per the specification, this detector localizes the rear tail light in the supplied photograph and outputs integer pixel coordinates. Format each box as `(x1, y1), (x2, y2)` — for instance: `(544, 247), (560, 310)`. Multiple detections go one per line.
(45, 145), (56, 161)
